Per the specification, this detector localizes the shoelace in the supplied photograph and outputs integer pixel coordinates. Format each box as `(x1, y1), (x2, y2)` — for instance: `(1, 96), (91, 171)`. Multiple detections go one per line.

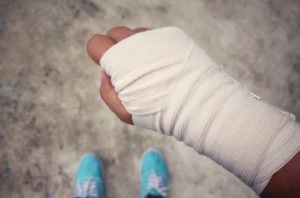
(77, 179), (99, 197)
(147, 171), (168, 197)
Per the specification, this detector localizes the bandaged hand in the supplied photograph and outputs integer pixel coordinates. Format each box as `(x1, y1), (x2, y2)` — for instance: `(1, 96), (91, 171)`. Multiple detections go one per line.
(87, 26), (300, 196)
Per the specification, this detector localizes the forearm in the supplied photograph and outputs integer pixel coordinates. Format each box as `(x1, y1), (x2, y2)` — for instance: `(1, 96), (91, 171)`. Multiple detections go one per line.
(262, 151), (300, 198)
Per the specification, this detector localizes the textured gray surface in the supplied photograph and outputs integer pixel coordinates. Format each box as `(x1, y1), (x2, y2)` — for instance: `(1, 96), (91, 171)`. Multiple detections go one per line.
(0, 0), (299, 197)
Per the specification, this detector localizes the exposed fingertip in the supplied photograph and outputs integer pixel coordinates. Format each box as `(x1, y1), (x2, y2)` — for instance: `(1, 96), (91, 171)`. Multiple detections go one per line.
(106, 26), (134, 42)
(87, 34), (115, 64)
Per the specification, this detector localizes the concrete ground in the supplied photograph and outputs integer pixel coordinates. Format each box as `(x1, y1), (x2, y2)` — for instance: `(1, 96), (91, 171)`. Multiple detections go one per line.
(0, 0), (299, 197)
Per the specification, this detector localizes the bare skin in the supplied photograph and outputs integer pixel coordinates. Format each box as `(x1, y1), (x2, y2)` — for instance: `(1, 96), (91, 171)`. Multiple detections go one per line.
(86, 26), (300, 198)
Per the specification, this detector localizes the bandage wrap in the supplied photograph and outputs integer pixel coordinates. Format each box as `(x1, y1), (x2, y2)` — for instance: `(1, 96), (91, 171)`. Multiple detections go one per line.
(101, 27), (300, 194)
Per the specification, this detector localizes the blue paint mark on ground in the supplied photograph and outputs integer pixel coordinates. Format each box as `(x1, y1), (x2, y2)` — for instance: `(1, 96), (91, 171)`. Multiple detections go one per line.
(5, 81), (18, 91)
(0, 19), (14, 32)
(0, 81), (20, 111)
(0, 20), (8, 32)
(45, 192), (52, 198)
(3, 166), (12, 173)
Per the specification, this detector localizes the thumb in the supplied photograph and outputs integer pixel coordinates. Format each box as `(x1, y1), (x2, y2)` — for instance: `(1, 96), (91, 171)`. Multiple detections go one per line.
(100, 71), (133, 124)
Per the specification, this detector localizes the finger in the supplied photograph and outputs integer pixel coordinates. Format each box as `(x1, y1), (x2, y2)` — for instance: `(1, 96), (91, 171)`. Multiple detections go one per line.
(133, 27), (151, 33)
(106, 26), (134, 42)
(87, 34), (115, 64)
(100, 70), (113, 88)
(100, 71), (133, 124)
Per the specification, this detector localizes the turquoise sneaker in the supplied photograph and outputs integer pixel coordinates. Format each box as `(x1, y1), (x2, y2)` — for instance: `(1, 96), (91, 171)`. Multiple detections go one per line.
(140, 149), (169, 198)
(75, 154), (105, 198)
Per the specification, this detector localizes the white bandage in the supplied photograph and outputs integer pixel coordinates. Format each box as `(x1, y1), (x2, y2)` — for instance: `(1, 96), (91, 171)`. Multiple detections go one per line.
(101, 27), (300, 194)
